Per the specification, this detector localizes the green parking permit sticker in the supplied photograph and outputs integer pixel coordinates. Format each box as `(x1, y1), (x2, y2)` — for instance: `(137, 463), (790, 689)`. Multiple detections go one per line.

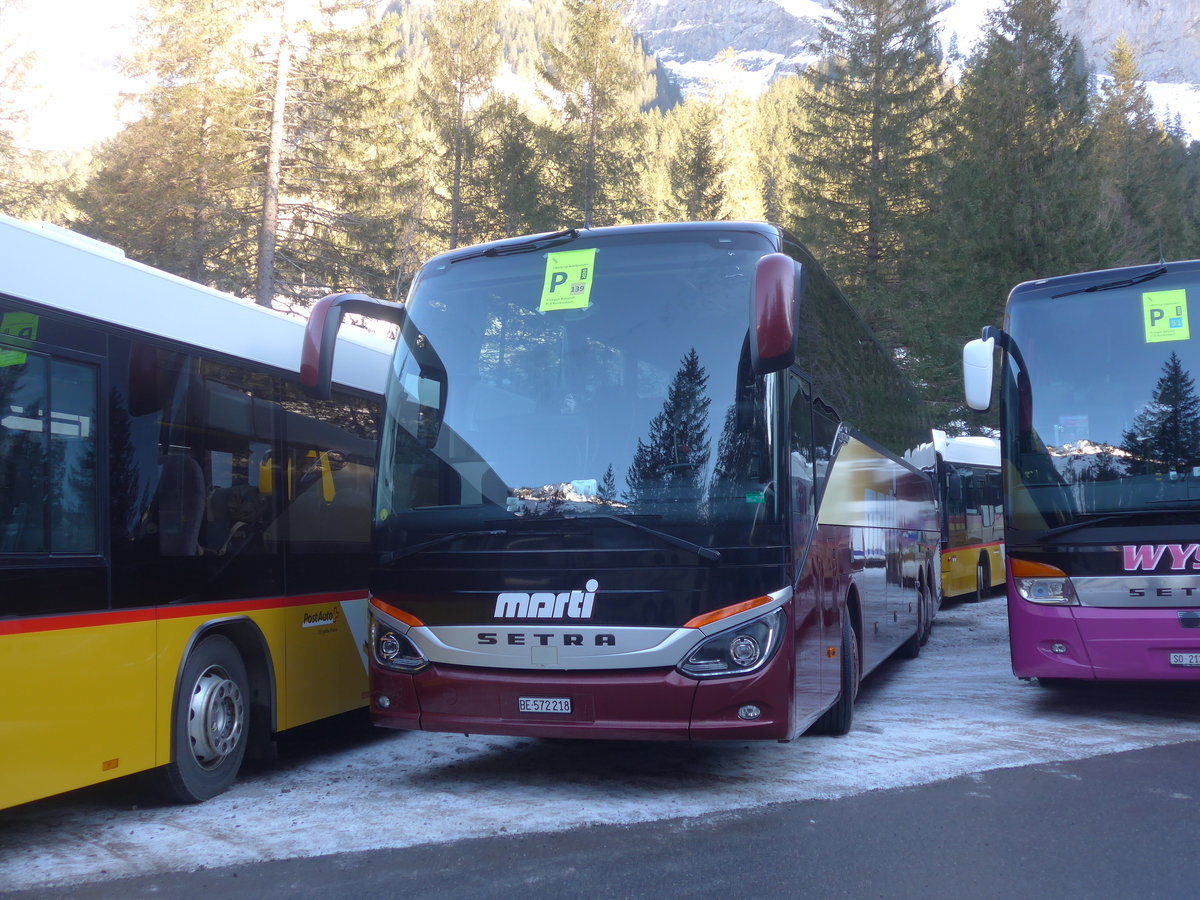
(0, 311), (39, 367)
(1143, 289), (1190, 343)
(540, 248), (597, 312)
(745, 491), (765, 504)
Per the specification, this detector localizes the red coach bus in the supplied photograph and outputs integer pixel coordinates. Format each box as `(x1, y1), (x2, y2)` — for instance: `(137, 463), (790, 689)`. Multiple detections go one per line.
(303, 222), (938, 739)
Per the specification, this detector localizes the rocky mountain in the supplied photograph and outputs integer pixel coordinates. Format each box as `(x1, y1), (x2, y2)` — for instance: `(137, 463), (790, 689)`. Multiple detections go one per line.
(629, 0), (1200, 135)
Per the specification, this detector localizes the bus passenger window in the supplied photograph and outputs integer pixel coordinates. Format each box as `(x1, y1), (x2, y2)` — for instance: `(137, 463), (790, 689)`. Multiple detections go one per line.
(0, 351), (98, 555)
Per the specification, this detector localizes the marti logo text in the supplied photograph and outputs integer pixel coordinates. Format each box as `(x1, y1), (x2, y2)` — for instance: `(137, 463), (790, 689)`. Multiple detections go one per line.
(494, 579), (599, 619)
(1123, 544), (1200, 572)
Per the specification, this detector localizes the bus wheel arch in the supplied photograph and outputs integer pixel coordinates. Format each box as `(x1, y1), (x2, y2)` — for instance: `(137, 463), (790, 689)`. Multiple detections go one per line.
(808, 591), (861, 736)
(161, 620), (275, 803)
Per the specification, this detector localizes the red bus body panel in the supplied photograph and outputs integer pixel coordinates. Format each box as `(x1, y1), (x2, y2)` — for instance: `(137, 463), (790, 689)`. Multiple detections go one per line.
(372, 635), (797, 741)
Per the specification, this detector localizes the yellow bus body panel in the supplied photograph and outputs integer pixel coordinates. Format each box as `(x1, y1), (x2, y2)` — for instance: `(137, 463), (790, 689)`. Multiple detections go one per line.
(941, 543), (1006, 599)
(1, 594), (368, 810)
(0, 618), (156, 810)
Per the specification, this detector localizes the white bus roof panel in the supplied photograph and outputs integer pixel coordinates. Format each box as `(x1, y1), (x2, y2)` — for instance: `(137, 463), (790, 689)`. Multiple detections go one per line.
(0, 213), (392, 394)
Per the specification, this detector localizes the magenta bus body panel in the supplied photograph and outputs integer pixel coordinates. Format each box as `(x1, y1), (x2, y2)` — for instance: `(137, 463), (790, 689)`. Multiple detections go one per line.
(1008, 586), (1200, 681)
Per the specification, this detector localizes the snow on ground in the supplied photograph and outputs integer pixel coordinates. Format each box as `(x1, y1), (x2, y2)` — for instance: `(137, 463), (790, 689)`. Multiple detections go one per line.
(4, 597), (1200, 892)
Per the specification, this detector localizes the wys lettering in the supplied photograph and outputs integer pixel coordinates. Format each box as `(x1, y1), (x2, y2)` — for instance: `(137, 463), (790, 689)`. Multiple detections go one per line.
(1123, 544), (1200, 572)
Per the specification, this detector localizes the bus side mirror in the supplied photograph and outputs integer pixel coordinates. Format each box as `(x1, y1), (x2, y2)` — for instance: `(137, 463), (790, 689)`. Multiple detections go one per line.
(963, 337), (995, 412)
(301, 293), (405, 400)
(750, 253), (805, 376)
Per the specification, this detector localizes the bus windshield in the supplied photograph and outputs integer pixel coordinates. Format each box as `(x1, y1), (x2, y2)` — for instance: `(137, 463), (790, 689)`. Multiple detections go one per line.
(377, 227), (780, 549)
(1003, 268), (1200, 531)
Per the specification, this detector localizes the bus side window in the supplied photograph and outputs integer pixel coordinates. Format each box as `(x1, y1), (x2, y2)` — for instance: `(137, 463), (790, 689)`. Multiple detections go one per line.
(789, 375), (815, 526)
(0, 350), (99, 555)
(812, 397), (840, 497)
(275, 385), (379, 550)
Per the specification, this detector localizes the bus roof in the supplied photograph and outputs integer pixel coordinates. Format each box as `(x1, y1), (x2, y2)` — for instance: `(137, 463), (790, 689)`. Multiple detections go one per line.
(0, 213), (392, 395)
(932, 429), (1000, 468)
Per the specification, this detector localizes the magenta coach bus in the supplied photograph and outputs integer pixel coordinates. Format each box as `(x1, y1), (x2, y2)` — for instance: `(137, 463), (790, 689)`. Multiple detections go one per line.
(964, 259), (1200, 682)
(303, 222), (938, 739)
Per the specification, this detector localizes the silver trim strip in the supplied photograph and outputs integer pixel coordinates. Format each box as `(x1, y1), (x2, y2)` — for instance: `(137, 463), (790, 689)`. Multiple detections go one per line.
(1074, 576), (1200, 609)
(372, 587), (793, 671)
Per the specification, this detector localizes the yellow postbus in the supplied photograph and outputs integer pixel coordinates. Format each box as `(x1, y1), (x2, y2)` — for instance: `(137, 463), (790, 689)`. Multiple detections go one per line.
(0, 214), (389, 809)
(933, 429), (1005, 603)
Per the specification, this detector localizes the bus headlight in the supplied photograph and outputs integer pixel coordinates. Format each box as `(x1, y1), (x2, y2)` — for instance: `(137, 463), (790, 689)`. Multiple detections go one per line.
(678, 608), (784, 679)
(369, 617), (428, 672)
(1011, 558), (1079, 606)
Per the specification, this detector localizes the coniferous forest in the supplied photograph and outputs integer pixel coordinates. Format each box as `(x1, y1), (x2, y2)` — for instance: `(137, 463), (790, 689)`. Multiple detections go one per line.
(1, 0), (1198, 430)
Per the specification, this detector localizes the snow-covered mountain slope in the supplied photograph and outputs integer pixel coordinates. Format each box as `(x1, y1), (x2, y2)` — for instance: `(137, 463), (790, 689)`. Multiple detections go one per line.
(630, 0), (1200, 137)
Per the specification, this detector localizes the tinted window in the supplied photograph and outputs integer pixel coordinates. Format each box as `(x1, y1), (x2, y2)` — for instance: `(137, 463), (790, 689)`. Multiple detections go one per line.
(0, 348), (98, 555)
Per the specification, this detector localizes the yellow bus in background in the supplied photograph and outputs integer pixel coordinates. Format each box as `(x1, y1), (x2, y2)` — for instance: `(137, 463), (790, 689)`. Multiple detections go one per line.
(933, 429), (1005, 603)
(0, 214), (389, 809)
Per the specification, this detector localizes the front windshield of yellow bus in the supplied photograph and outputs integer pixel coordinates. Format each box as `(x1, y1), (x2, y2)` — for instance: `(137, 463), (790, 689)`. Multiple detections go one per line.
(376, 227), (781, 548)
(1003, 266), (1200, 531)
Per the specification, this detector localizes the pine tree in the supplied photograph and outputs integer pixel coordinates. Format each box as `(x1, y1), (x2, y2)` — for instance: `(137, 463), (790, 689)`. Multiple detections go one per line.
(1092, 36), (1194, 266)
(914, 0), (1102, 427)
(0, 0), (35, 214)
(665, 99), (728, 220)
(271, 1), (420, 302)
(539, 0), (657, 227)
(1121, 352), (1200, 476)
(754, 75), (806, 226)
(625, 349), (712, 507)
(74, 0), (262, 292)
(794, 0), (952, 309)
(417, 0), (503, 249)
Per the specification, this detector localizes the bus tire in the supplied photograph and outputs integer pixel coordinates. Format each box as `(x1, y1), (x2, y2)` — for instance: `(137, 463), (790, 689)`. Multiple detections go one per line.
(974, 556), (990, 603)
(920, 576), (935, 644)
(897, 582), (927, 659)
(161, 634), (250, 803)
(809, 615), (859, 736)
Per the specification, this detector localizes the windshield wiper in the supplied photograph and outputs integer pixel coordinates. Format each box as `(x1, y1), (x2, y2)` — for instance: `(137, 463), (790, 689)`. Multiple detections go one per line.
(1029, 508), (1186, 540)
(450, 228), (579, 263)
(1051, 265), (1167, 298)
(482, 512), (722, 562)
(593, 514), (721, 562)
(380, 529), (509, 565)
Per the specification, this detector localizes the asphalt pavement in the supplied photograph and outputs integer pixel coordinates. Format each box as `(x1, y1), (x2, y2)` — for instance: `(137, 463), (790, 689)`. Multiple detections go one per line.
(12, 738), (1200, 899)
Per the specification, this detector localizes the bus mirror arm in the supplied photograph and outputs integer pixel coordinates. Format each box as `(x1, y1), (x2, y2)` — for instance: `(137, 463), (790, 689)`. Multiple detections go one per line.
(301, 293), (405, 400)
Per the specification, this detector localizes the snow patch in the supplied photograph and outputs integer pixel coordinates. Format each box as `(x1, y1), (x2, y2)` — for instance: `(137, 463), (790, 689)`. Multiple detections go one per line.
(4, 598), (1200, 892)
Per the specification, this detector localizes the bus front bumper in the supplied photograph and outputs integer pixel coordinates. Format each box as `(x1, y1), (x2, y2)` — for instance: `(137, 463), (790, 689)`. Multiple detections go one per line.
(369, 658), (795, 741)
(1009, 593), (1200, 681)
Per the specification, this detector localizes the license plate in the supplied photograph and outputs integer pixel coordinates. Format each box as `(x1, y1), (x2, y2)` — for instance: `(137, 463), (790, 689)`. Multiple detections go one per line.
(1169, 652), (1200, 667)
(518, 697), (572, 714)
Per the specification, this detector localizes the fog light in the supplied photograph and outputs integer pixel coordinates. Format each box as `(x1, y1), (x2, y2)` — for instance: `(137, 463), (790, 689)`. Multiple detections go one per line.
(738, 704), (762, 720)
(377, 695), (391, 708)
(1051, 642), (1067, 654)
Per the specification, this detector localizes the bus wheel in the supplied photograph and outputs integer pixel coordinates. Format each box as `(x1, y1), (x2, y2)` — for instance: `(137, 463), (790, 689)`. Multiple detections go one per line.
(162, 634), (249, 803)
(920, 581), (935, 645)
(974, 556), (990, 603)
(897, 583), (926, 659)
(808, 615), (859, 736)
